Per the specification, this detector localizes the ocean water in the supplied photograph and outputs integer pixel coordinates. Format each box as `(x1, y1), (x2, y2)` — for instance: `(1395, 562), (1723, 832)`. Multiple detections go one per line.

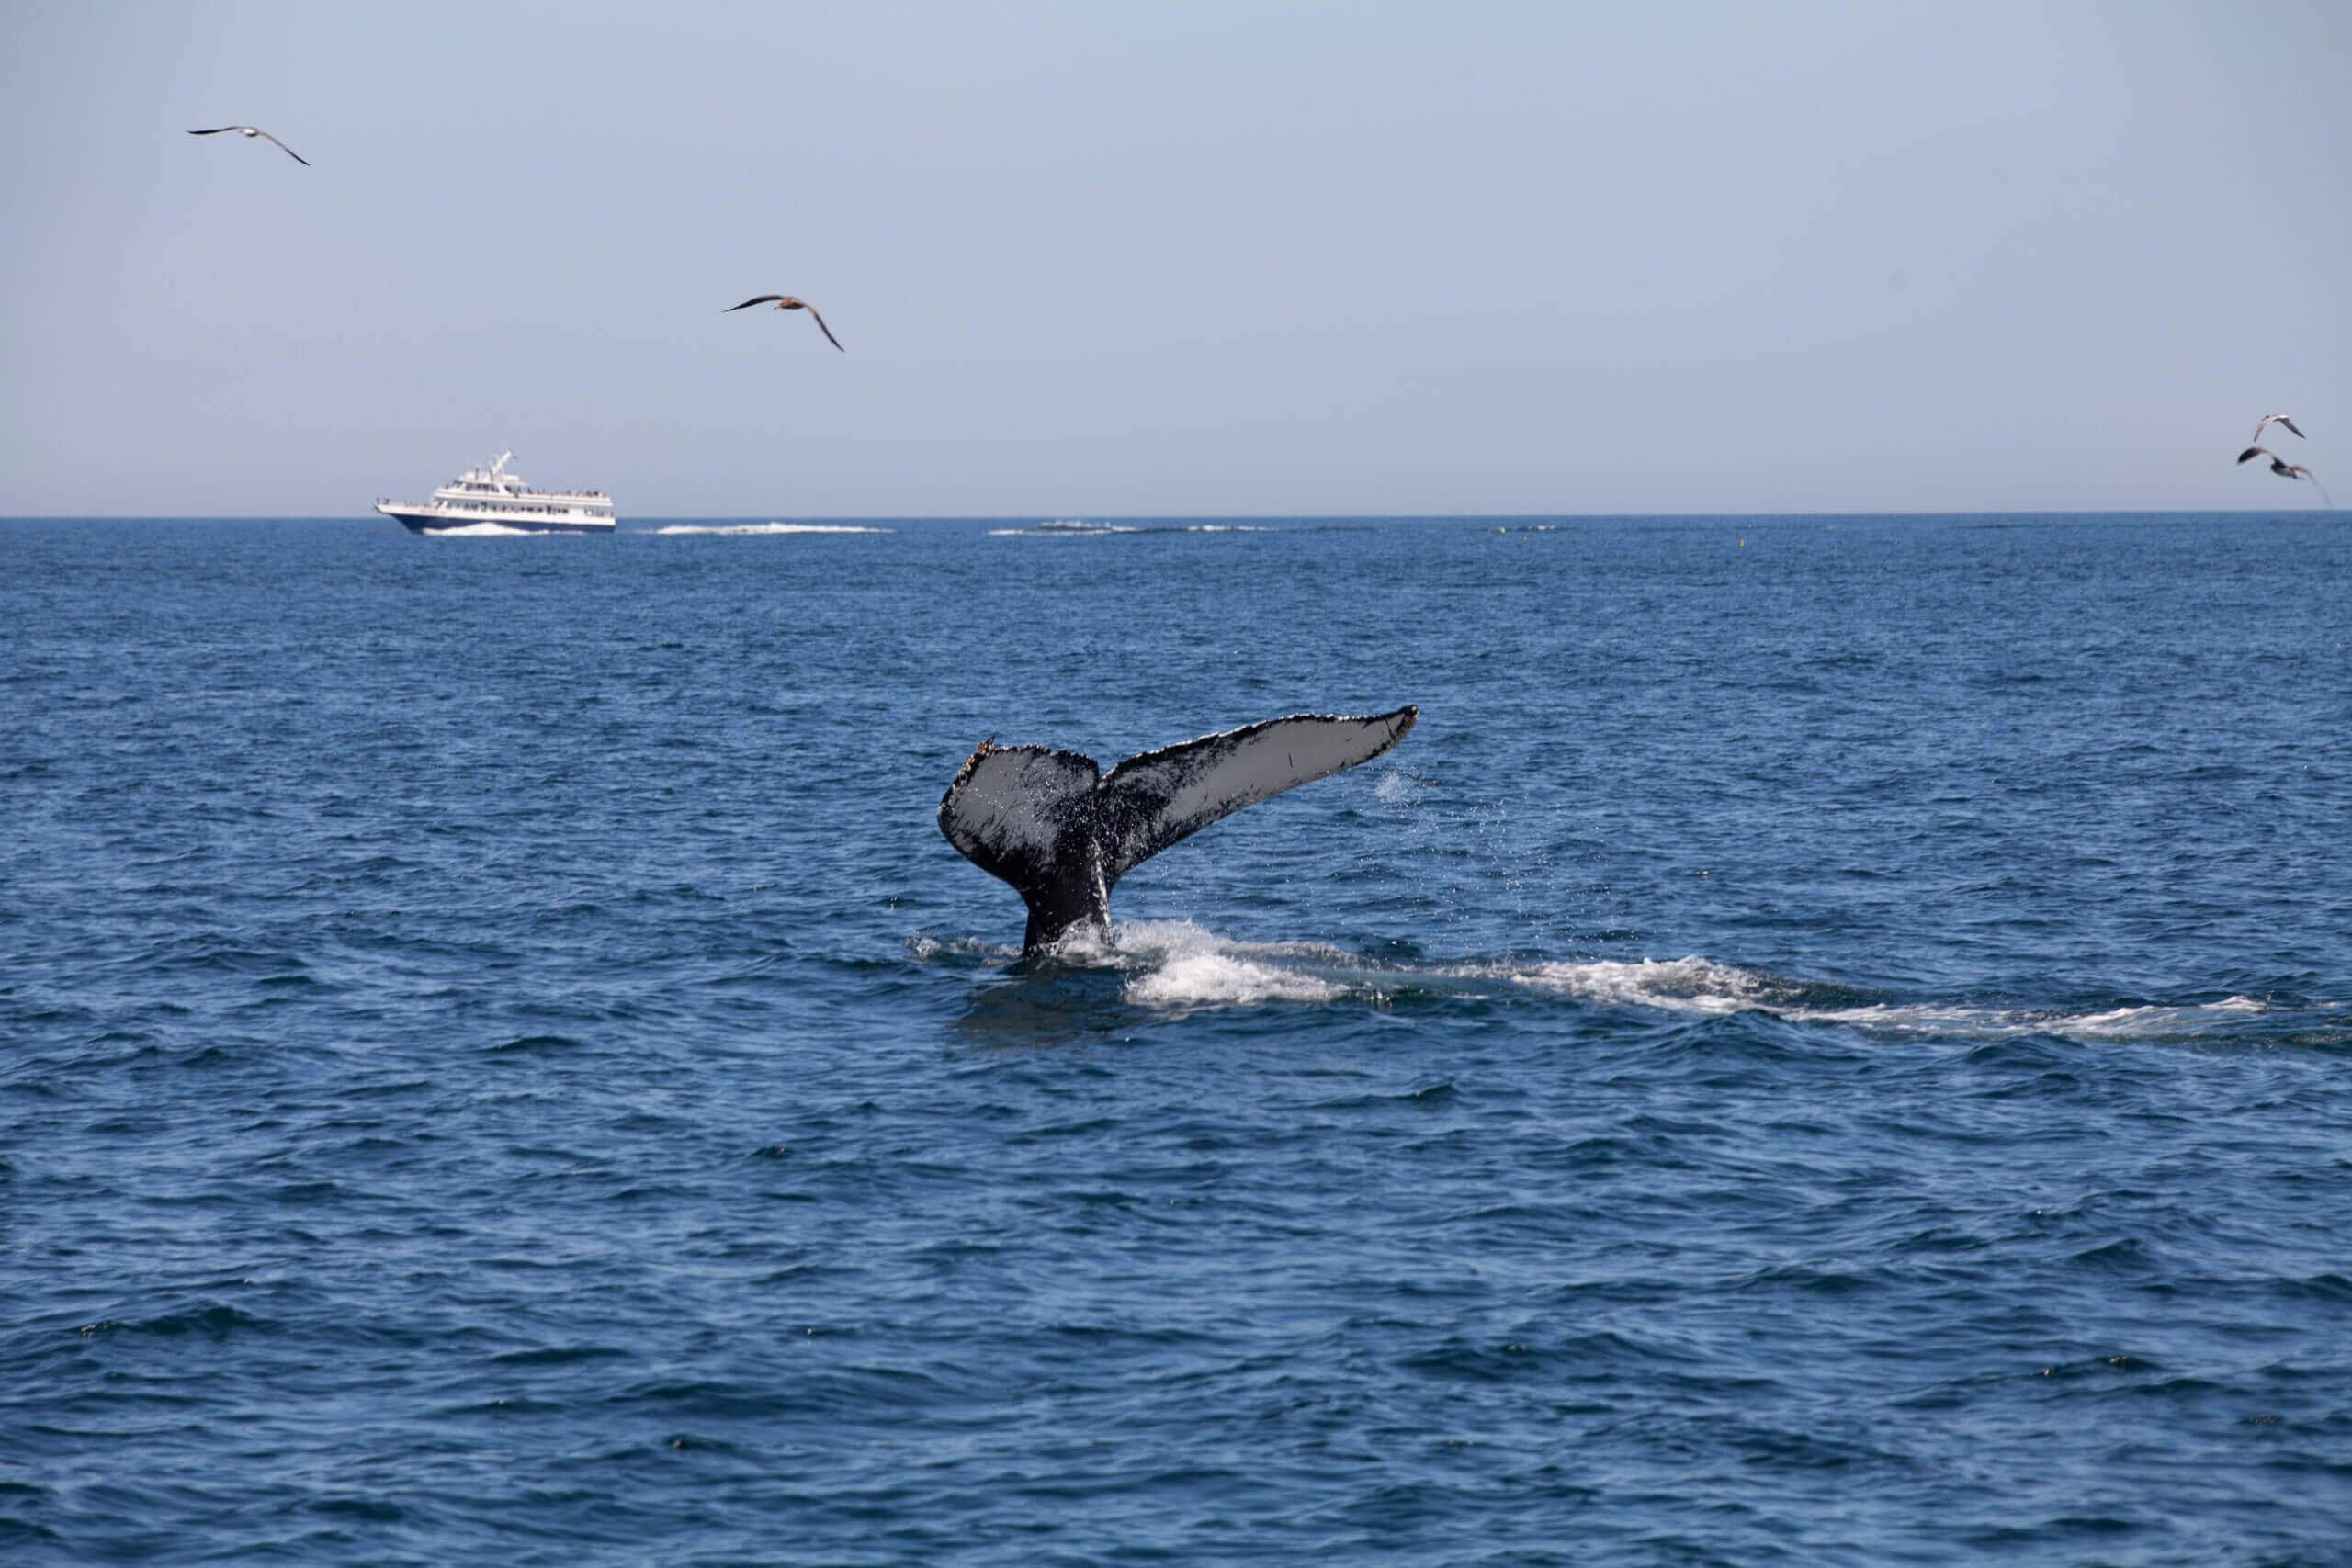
(4, 513), (2349, 1565)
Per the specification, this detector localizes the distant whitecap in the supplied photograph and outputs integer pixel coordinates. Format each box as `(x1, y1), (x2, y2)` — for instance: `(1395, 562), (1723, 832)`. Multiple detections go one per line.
(652, 523), (895, 536)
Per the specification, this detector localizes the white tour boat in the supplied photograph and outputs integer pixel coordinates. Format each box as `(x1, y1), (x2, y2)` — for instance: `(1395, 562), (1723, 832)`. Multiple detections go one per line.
(375, 452), (616, 534)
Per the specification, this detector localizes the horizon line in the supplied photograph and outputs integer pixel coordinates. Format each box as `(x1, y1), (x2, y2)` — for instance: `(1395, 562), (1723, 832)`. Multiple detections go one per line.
(0, 508), (2324, 523)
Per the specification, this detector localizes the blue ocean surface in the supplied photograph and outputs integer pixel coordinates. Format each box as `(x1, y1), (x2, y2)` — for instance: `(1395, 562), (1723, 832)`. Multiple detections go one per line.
(4, 513), (2349, 1565)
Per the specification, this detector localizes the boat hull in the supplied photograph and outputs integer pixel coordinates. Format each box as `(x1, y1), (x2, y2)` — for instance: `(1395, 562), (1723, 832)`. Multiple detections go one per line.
(376, 502), (615, 535)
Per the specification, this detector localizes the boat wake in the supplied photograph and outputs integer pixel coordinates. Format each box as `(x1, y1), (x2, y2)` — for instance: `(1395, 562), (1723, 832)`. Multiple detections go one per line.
(985, 521), (1271, 536)
(419, 521), (540, 537)
(911, 919), (2337, 1043)
(987, 520), (1142, 536)
(651, 523), (896, 536)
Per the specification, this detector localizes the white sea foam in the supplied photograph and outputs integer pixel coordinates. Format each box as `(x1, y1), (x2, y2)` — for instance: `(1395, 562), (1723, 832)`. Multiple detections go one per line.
(906, 931), (1017, 963)
(989, 522), (1256, 536)
(1113, 919), (1350, 1009)
(2060, 996), (2267, 1037)
(419, 521), (537, 537)
(994, 521), (1140, 536)
(938, 909), (2300, 1039)
(1513, 958), (2276, 1040)
(1796, 993), (2273, 1040)
(653, 523), (895, 536)
(1516, 956), (1768, 1015)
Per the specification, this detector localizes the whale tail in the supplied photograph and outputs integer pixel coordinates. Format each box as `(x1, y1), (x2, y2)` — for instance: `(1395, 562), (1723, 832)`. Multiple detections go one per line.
(938, 706), (1419, 953)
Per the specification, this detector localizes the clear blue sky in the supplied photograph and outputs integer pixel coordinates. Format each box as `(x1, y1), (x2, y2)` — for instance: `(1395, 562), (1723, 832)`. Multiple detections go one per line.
(2, 0), (2345, 515)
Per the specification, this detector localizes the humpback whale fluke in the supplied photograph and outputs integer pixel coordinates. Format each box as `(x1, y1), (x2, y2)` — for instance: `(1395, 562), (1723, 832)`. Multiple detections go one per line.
(938, 706), (1419, 954)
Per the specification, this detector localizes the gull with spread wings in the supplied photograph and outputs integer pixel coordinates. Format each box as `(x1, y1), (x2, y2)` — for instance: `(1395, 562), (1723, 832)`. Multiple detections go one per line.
(188, 125), (309, 166)
(2237, 446), (2334, 506)
(2250, 412), (2305, 444)
(722, 295), (844, 351)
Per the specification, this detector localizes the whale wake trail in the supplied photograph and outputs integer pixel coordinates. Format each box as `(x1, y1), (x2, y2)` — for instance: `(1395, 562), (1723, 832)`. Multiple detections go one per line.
(917, 920), (2336, 1043)
(652, 523), (896, 536)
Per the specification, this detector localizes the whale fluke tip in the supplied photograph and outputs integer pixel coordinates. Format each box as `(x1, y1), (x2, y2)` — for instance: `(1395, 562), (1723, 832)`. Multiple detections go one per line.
(951, 737), (996, 788)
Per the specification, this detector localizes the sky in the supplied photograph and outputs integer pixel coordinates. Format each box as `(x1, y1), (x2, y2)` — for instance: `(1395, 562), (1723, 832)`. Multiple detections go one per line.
(1, 0), (2346, 516)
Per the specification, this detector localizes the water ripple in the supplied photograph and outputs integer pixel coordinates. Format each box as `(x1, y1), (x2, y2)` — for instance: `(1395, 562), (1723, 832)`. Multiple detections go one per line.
(3, 515), (2348, 1562)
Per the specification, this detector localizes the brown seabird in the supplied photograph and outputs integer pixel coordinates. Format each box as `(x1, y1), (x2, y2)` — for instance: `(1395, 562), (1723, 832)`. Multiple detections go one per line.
(2237, 446), (2334, 506)
(722, 295), (843, 352)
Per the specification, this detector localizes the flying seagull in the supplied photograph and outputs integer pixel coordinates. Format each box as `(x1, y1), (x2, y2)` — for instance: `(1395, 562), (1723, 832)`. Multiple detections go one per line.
(2251, 412), (2305, 444)
(722, 295), (843, 351)
(188, 125), (309, 165)
(2237, 446), (2334, 506)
